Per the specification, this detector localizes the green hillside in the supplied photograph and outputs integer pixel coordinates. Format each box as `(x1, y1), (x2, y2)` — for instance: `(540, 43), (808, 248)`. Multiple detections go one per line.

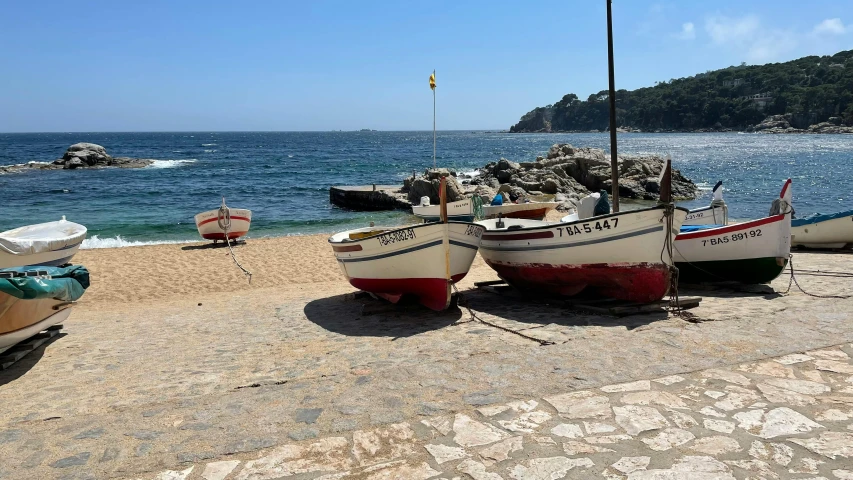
(510, 50), (853, 132)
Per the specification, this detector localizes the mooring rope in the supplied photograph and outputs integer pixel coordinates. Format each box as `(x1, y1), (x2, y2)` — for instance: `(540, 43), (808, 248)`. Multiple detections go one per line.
(451, 283), (555, 346)
(217, 198), (253, 284)
(779, 254), (850, 299)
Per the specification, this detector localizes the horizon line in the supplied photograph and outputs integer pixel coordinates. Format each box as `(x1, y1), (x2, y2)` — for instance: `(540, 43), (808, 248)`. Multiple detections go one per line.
(0, 129), (512, 135)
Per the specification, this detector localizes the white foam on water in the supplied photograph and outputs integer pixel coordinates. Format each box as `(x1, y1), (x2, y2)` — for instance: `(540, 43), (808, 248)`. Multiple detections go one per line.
(202, 143), (217, 146)
(203, 149), (217, 153)
(146, 159), (198, 169)
(81, 235), (193, 249)
(695, 182), (714, 191)
(459, 169), (481, 178)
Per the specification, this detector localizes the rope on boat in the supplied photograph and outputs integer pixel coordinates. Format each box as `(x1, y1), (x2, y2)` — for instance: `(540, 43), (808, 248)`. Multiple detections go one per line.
(660, 204), (684, 312)
(217, 197), (253, 284)
(451, 283), (555, 346)
(780, 254), (851, 299)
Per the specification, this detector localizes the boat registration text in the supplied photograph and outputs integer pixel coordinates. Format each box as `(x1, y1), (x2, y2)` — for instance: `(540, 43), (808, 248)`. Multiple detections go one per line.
(556, 218), (618, 237)
(700, 228), (762, 247)
(378, 229), (416, 246)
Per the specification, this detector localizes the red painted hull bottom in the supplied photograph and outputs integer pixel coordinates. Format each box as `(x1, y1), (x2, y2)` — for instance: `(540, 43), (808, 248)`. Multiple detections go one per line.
(350, 273), (467, 311)
(485, 262), (672, 303)
(202, 231), (247, 241)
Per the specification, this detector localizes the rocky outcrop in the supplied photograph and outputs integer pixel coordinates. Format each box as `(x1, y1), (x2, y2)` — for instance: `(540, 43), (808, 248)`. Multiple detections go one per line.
(1, 143), (155, 174)
(468, 144), (698, 210)
(401, 168), (465, 205)
(748, 115), (853, 134)
(53, 143), (154, 169)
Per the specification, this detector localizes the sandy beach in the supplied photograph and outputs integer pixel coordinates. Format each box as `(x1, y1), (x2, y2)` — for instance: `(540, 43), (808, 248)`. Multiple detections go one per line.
(2, 233), (853, 479)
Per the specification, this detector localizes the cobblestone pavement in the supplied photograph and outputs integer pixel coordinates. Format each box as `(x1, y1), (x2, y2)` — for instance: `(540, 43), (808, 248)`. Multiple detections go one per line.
(130, 344), (853, 479)
(0, 252), (852, 479)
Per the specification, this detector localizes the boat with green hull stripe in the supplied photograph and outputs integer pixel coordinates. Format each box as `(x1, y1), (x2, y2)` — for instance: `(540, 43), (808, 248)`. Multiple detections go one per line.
(676, 257), (787, 284)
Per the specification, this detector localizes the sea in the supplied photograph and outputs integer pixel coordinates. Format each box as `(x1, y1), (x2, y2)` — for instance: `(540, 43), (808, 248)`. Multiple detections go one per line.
(1, 131), (851, 249)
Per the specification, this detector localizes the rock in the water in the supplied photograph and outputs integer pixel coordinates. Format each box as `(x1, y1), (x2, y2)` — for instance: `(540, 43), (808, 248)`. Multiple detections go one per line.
(63, 142), (111, 166)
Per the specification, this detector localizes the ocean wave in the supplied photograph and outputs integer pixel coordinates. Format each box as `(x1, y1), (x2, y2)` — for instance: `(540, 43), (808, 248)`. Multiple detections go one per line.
(202, 143), (217, 146)
(146, 159), (198, 169)
(458, 169), (481, 178)
(203, 149), (217, 153)
(81, 235), (193, 249)
(695, 182), (714, 191)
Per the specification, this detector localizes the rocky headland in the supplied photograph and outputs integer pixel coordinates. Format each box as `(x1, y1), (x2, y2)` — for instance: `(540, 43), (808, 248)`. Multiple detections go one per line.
(0, 143), (155, 174)
(330, 144), (699, 212)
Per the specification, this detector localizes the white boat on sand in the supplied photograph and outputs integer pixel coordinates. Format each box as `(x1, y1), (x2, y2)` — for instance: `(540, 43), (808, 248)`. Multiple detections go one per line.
(684, 181), (728, 225)
(195, 200), (252, 242)
(0, 265), (89, 354)
(0, 217), (87, 269)
(673, 179), (792, 284)
(477, 161), (687, 303)
(477, 205), (687, 303)
(330, 178), (484, 311)
(791, 209), (853, 249)
(412, 197), (475, 222)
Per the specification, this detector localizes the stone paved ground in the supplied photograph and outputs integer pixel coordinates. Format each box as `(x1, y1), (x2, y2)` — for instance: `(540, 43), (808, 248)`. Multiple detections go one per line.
(0, 251), (852, 479)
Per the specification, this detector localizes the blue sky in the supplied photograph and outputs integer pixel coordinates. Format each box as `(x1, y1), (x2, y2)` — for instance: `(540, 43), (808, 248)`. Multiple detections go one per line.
(1, 0), (851, 132)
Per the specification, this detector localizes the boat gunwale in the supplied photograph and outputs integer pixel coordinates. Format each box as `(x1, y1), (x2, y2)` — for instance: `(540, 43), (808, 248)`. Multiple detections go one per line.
(478, 205), (689, 234)
(328, 221), (484, 244)
(675, 214), (786, 241)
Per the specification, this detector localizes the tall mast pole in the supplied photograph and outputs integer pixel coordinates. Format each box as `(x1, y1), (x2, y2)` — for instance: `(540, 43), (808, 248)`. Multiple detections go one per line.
(433, 70), (437, 169)
(606, 0), (620, 212)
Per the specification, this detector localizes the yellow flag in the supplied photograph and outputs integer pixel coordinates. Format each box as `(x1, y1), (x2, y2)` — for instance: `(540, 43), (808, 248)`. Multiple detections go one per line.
(429, 72), (436, 90)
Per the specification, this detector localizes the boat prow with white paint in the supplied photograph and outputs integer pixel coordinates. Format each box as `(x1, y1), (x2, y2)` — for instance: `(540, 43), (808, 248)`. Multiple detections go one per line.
(673, 179), (792, 284)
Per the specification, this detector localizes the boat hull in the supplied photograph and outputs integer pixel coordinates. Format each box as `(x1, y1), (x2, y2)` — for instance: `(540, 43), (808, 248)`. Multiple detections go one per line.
(329, 222), (484, 311)
(674, 214), (791, 284)
(684, 205), (727, 225)
(791, 213), (853, 249)
(482, 202), (558, 220)
(412, 199), (474, 223)
(194, 208), (252, 241)
(477, 206), (688, 303)
(0, 294), (72, 354)
(0, 219), (86, 269)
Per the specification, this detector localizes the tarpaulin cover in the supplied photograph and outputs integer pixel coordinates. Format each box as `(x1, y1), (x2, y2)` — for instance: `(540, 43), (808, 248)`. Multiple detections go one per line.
(680, 224), (725, 233)
(0, 219), (87, 255)
(0, 265), (89, 301)
(791, 209), (853, 227)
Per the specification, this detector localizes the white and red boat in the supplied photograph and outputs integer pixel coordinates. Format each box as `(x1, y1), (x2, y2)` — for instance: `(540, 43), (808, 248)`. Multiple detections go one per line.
(673, 179), (792, 284)
(329, 178), (484, 311)
(194, 200), (252, 242)
(477, 205), (687, 303)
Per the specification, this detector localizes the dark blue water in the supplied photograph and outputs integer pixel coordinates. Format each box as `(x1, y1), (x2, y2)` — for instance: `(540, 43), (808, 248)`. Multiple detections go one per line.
(1, 131), (851, 247)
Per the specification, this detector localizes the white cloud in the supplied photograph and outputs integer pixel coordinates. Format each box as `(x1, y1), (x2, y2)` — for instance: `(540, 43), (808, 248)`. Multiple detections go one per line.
(705, 14), (760, 44)
(703, 14), (797, 63)
(812, 18), (847, 35)
(675, 22), (696, 40)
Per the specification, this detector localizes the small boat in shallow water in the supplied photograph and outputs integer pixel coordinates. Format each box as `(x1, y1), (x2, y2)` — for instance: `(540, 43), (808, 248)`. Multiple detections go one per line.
(673, 179), (792, 284)
(195, 199), (252, 242)
(791, 210), (853, 249)
(0, 265), (89, 354)
(0, 217), (87, 269)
